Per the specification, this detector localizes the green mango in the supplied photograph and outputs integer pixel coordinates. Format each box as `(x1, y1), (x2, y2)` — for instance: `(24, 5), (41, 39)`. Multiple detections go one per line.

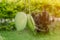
(27, 14), (36, 32)
(15, 12), (27, 31)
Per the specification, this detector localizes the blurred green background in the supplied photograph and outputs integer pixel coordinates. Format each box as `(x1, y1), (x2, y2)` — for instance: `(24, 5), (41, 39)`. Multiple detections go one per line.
(0, 0), (60, 40)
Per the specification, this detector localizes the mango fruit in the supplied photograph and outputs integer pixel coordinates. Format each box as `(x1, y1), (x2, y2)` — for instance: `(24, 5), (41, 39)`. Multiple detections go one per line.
(27, 14), (36, 32)
(15, 12), (27, 31)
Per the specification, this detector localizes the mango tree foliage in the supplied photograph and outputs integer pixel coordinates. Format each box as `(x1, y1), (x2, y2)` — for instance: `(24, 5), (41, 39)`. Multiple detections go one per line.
(30, 0), (60, 17)
(1, 0), (60, 17)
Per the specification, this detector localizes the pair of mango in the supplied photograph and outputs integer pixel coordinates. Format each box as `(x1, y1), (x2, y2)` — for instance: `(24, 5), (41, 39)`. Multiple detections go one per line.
(15, 12), (36, 32)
